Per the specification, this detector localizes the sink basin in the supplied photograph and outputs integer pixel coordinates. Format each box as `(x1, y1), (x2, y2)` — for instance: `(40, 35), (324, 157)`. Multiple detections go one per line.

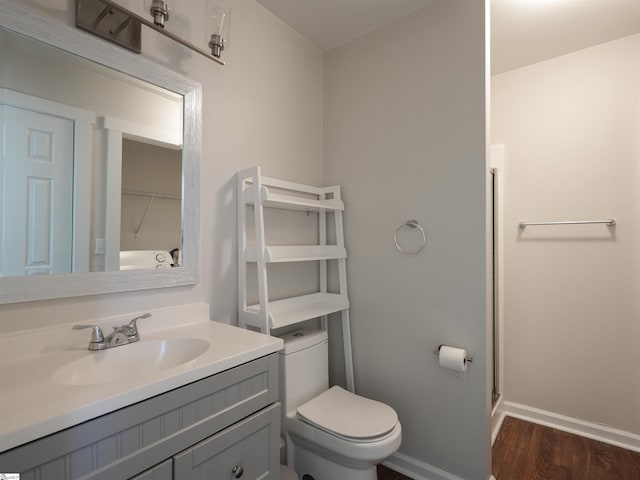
(51, 338), (210, 386)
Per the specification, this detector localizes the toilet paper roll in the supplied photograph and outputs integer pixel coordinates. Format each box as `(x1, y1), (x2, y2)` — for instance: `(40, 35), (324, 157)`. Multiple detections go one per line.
(438, 345), (468, 372)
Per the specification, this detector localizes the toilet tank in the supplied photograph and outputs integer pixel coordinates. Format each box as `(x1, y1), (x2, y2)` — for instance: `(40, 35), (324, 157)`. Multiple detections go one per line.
(278, 327), (329, 415)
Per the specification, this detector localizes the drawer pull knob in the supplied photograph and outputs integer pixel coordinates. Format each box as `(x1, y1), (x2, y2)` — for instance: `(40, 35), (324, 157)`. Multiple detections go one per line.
(232, 465), (244, 478)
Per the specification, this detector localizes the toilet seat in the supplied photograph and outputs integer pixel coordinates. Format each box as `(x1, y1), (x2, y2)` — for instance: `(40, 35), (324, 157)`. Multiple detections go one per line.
(297, 386), (398, 442)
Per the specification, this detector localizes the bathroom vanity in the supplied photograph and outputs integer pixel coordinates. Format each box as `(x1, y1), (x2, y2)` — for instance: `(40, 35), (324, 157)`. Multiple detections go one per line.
(0, 304), (283, 479)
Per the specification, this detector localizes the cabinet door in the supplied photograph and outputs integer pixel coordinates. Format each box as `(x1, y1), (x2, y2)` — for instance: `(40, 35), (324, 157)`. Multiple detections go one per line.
(0, 355), (278, 480)
(174, 404), (280, 479)
(130, 459), (173, 480)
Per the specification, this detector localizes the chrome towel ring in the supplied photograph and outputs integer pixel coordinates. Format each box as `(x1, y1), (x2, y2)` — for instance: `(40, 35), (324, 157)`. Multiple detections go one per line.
(394, 220), (426, 255)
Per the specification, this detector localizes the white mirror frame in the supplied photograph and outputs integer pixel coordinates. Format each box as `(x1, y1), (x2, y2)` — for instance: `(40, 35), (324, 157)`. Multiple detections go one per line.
(0, 0), (201, 303)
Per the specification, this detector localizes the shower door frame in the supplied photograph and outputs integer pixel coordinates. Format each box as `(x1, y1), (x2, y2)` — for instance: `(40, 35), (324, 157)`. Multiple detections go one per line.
(490, 144), (505, 443)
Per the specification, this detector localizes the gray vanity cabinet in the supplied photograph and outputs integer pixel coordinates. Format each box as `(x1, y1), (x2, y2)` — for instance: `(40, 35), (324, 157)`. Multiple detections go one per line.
(130, 459), (173, 480)
(0, 354), (280, 479)
(174, 403), (280, 478)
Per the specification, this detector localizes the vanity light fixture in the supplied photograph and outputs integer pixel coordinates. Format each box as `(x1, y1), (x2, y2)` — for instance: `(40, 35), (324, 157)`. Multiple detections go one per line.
(75, 0), (227, 65)
(206, 0), (231, 58)
(144, 0), (170, 28)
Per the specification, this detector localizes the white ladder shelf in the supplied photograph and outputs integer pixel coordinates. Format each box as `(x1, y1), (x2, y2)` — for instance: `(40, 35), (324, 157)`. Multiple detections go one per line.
(237, 166), (354, 391)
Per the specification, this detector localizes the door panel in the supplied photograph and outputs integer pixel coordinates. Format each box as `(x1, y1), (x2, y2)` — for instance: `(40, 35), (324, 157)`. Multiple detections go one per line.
(1, 105), (74, 276)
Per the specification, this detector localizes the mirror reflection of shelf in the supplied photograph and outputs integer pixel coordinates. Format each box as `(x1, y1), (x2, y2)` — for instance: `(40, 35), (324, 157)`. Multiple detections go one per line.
(122, 190), (181, 236)
(122, 189), (181, 200)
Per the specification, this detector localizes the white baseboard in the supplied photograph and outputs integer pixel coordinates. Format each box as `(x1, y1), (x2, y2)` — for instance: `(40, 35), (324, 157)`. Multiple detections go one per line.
(491, 395), (505, 446)
(384, 452), (464, 480)
(504, 401), (640, 453)
(383, 402), (639, 480)
(384, 452), (493, 480)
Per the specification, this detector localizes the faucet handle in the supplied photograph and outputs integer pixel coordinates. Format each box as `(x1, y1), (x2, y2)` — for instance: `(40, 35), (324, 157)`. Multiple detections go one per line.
(128, 313), (151, 331)
(73, 324), (108, 350)
(72, 324), (105, 343)
(125, 313), (151, 342)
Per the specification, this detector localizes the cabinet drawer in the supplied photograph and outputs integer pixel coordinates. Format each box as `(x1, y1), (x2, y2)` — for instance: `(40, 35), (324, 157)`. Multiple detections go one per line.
(174, 403), (280, 480)
(0, 354), (278, 479)
(130, 459), (173, 480)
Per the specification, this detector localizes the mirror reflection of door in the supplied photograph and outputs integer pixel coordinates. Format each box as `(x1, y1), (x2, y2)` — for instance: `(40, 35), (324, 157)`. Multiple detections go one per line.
(1, 105), (74, 276)
(2, 26), (183, 278)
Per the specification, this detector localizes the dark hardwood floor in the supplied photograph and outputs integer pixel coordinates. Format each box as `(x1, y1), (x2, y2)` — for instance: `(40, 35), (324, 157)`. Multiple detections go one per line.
(377, 465), (411, 479)
(493, 416), (640, 480)
(378, 416), (640, 480)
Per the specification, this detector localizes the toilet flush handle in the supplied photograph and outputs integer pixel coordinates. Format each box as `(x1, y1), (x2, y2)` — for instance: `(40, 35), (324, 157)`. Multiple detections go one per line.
(232, 465), (244, 478)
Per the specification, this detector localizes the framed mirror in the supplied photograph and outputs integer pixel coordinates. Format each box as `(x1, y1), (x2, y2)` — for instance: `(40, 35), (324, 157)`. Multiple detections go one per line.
(0, 0), (201, 303)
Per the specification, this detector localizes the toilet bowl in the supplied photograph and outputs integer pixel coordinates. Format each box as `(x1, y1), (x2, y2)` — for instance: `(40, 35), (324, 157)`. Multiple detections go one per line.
(279, 327), (402, 480)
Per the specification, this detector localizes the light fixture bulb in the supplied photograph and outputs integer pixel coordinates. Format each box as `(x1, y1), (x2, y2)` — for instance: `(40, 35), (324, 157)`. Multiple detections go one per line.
(205, 0), (230, 58)
(144, 0), (170, 28)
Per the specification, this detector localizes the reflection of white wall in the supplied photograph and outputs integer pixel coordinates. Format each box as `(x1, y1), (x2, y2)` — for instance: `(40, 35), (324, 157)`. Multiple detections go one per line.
(1, 30), (182, 140)
(492, 34), (640, 435)
(120, 139), (182, 252)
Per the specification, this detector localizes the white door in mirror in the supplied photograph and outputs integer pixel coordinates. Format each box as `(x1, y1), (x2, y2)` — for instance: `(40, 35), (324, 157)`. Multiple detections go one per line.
(1, 106), (74, 276)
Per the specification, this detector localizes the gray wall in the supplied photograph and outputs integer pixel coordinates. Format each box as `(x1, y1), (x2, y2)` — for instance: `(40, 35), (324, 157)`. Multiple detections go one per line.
(323, 1), (490, 478)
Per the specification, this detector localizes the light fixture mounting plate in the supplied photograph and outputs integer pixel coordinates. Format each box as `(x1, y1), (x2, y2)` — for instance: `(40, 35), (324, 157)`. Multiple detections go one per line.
(76, 0), (142, 54)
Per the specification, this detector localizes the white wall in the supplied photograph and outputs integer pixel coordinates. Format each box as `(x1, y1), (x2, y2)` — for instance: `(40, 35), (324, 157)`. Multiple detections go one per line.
(0, 0), (323, 332)
(492, 34), (640, 435)
(323, 1), (490, 478)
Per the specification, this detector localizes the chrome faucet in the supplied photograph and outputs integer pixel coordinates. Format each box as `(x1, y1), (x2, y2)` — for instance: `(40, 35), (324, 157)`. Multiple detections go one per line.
(73, 313), (151, 351)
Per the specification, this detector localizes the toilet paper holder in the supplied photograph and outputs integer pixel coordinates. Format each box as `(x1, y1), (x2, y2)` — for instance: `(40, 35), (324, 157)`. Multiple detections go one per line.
(433, 344), (473, 363)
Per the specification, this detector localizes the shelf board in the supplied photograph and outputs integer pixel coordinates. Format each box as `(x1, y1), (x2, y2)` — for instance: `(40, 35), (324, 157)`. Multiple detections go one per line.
(245, 245), (346, 263)
(245, 186), (344, 212)
(243, 293), (349, 330)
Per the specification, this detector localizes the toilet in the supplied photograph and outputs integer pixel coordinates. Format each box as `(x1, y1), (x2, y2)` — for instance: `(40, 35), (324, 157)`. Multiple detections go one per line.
(278, 327), (402, 480)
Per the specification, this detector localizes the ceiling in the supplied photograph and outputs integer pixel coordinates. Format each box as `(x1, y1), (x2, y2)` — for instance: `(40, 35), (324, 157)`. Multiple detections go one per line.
(255, 0), (640, 74)
(491, 0), (640, 74)
(254, 0), (434, 52)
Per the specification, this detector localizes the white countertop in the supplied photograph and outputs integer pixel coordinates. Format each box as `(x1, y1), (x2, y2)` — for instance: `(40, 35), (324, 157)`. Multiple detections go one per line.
(0, 303), (283, 452)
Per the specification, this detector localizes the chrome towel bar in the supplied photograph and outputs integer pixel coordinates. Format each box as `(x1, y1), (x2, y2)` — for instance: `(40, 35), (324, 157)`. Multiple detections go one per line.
(519, 218), (615, 229)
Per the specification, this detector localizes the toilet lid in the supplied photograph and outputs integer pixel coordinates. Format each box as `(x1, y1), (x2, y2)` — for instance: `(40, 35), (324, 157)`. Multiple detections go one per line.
(297, 386), (398, 440)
